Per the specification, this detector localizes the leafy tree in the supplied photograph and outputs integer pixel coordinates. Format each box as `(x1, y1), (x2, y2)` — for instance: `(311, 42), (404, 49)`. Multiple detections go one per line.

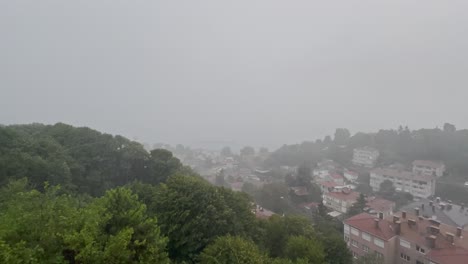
(259, 215), (316, 258)
(153, 175), (256, 262)
(334, 128), (351, 145)
(443, 123), (456, 133)
(355, 252), (383, 264)
(199, 235), (268, 264)
(65, 187), (169, 264)
(321, 234), (352, 264)
(348, 193), (366, 217)
(379, 180), (396, 199)
(283, 236), (325, 264)
(241, 146), (255, 156)
(221, 146), (233, 157)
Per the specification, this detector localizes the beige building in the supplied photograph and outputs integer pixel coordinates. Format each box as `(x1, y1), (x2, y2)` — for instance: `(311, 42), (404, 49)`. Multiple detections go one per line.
(344, 211), (468, 264)
(370, 168), (436, 199)
(352, 147), (379, 168)
(413, 160), (446, 178)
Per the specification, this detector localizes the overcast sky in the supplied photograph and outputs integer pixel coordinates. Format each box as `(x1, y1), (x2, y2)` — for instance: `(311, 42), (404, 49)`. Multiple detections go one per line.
(1, 1), (468, 150)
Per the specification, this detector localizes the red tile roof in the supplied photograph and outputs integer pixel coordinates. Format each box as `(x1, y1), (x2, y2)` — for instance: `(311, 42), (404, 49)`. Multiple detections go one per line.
(319, 181), (339, 188)
(366, 197), (395, 212)
(428, 247), (468, 264)
(326, 190), (360, 202)
(344, 213), (396, 240)
(331, 173), (344, 180)
(371, 167), (434, 182)
(290, 186), (309, 196)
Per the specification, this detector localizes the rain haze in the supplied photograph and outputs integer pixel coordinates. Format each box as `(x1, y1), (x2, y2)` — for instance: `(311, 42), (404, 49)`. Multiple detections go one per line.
(2, 0), (468, 150)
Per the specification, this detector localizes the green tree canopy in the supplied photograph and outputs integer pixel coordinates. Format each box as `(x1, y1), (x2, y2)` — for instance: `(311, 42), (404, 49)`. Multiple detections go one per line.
(199, 235), (268, 264)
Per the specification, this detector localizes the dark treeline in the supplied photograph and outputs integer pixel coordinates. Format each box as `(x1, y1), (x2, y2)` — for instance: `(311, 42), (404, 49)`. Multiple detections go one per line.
(0, 123), (349, 264)
(268, 124), (468, 178)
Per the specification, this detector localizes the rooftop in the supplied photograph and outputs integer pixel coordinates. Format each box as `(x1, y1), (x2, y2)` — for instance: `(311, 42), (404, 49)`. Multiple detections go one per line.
(290, 186), (309, 196)
(401, 199), (468, 228)
(344, 213), (396, 240)
(326, 189), (360, 202)
(354, 146), (378, 152)
(330, 173), (344, 180)
(413, 160), (445, 168)
(319, 181), (339, 188)
(394, 211), (468, 251)
(366, 197), (395, 212)
(428, 247), (468, 264)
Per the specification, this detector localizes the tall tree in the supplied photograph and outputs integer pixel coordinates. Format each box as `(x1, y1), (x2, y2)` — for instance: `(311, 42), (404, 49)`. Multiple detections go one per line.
(199, 236), (268, 264)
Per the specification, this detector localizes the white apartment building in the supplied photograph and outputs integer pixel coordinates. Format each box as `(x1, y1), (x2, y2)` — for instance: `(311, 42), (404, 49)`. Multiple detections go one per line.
(412, 160), (446, 178)
(370, 168), (436, 199)
(352, 147), (379, 168)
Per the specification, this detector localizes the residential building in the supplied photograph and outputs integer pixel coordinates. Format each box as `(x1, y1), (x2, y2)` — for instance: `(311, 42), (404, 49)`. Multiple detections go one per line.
(254, 205), (275, 219)
(329, 173), (345, 185)
(344, 169), (359, 183)
(370, 168), (436, 199)
(323, 188), (360, 214)
(344, 211), (468, 264)
(323, 188), (395, 217)
(352, 147), (380, 168)
(366, 197), (395, 218)
(413, 160), (446, 178)
(313, 159), (339, 178)
(401, 198), (468, 230)
(318, 180), (339, 194)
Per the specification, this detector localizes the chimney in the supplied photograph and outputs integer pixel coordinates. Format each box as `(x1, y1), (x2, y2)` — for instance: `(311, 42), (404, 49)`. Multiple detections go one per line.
(408, 219), (416, 228)
(429, 219), (441, 227)
(432, 205), (436, 212)
(440, 204), (445, 210)
(402, 211), (407, 219)
(429, 226), (440, 235)
(393, 215), (400, 223)
(419, 216), (424, 221)
(426, 235), (436, 249)
(446, 232), (455, 244)
(374, 218), (380, 228)
(436, 197), (441, 203)
(429, 200), (433, 206)
(395, 221), (401, 235)
(421, 203), (425, 210)
(379, 212), (384, 220)
(457, 227), (463, 237)
(415, 207), (420, 216)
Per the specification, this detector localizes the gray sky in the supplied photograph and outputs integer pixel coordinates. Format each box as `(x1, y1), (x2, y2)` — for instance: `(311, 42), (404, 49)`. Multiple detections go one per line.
(1, 1), (468, 150)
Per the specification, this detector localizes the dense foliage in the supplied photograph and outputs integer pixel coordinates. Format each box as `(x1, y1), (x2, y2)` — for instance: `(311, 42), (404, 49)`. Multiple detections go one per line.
(0, 123), (350, 263)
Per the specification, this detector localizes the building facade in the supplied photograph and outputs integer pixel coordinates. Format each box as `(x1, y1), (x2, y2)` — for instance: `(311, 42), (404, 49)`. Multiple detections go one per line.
(412, 160), (446, 178)
(352, 147), (379, 168)
(344, 212), (468, 264)
(370, 168), (436, 199)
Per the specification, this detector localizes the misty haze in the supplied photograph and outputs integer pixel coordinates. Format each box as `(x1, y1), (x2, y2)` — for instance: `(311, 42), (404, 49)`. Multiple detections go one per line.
(1, 1), (468, 264)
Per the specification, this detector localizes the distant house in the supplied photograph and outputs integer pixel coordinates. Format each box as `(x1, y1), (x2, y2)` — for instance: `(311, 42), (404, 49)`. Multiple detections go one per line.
(370, 168), (436, 199)
(352, 147), (379, 168)
(343, 169), (359, 183)
(329, 173), (345, 185)
(318, 180), (340, 194)
(323, 188), (360, 214)
(412, 160), (446, 178)
(313, 159), (339, 178)
(365, 197), (395, 218)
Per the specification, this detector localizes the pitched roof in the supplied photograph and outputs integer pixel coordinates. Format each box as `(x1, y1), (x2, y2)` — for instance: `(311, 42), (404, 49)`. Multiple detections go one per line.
(330, 173), (344, 180)
(366, 197), (395, 212)
(290, 186), (309, 196)
(344, 213), (396, 240)
(319, 181), (339, 188)
(428, 247), (468, 264)
(326, 190), (360, 202)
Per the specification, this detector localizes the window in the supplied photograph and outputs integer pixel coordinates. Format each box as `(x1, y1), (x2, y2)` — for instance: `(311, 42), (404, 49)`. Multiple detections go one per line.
(344, 235), (349, 242)
(400, 253), (410, 261)
(416, 245), (426, 254)
(344, 224), (350, 234)
(400, 239), (411, 249)
(362, 232), (371, 241)
(351, 227), (359, 236)
(374, 238), (384, 248)
(352, 251), (358, 259)
(362, 245), (369, 253)
(374, 251), (384, 260)
(351, 239), (359, 248)
(416, 261), (424, 264)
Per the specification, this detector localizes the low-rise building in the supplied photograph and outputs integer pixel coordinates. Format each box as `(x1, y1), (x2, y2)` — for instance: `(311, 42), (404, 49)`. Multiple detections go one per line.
(344, 212), (468, 264)
(370, 168), (436, 199)
(352, 147), (379, 168)
(344, 169), (359, 183)
(412, 160), (446, 178)
(323, 189), (360, 214)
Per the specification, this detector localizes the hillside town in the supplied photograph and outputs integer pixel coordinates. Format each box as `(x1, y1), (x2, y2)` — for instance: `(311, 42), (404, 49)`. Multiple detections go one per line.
(162, 139), (468, 264)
